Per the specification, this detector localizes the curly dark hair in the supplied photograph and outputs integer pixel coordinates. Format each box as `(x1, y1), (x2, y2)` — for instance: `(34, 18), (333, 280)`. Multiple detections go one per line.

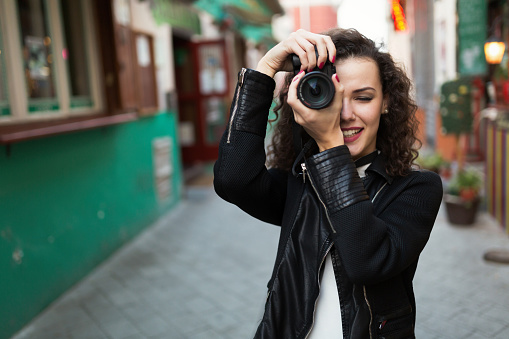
(266, 28), (420, 177)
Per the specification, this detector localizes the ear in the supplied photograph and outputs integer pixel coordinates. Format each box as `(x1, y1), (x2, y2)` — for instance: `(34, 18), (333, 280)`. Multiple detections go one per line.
(382, 97), (389, 114)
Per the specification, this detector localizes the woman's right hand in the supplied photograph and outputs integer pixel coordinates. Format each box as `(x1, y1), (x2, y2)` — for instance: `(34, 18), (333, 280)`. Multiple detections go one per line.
(256, 29), (336, 78)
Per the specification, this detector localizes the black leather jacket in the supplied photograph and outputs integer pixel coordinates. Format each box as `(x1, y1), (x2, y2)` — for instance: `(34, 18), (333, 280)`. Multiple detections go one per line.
(214, 68), (443, 339)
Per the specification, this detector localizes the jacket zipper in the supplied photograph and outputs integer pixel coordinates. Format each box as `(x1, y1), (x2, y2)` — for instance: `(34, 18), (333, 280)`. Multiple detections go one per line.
(301, 163), (336, 234)
(363, 285), (373, 339)
(378, 305), (413, 330)
(361, 185), (387, 339)
(227, 68), (246, 144)
(305, 242), (334, 339)
(300, 160), (388, 338)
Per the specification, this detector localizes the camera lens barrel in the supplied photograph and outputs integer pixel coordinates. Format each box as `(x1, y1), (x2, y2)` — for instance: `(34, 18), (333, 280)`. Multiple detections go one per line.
(297, 71), (335, 109)
(291, 52), (336, 109)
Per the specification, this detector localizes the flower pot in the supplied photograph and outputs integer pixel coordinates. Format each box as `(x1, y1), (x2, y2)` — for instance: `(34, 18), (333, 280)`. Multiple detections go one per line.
(444, 194), (480, 225)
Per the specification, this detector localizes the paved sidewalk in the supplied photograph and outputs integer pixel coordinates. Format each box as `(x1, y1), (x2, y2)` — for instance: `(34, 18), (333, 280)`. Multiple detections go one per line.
(11, 186), (509, 339)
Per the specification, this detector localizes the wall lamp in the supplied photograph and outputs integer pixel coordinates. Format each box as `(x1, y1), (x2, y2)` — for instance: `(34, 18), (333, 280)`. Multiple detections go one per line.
(484, 16), (506, 65)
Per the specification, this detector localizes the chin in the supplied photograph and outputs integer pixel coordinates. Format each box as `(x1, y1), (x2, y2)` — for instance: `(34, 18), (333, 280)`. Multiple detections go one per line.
(345, 145), (361, 159)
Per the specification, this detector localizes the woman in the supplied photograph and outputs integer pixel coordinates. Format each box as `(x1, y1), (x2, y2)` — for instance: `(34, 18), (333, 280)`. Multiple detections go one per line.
(214, 28), (443, 339)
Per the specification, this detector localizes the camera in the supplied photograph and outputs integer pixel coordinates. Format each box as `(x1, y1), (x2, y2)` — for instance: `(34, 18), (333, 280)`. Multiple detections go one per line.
(292, 51), (336, 109)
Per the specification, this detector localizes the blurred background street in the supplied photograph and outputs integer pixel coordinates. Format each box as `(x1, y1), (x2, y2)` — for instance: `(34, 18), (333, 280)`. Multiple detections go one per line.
(2, 0), (509, 338)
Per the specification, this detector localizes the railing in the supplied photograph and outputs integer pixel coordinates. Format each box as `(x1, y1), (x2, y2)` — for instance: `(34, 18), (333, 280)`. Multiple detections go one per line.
(484, 108), (509, 233)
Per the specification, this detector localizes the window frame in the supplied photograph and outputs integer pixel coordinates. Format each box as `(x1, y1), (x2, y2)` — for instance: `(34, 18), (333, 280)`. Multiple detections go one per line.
(0, 0), (139, 145)
(0, 12), (10, 117)
(1, 0), (103, 124)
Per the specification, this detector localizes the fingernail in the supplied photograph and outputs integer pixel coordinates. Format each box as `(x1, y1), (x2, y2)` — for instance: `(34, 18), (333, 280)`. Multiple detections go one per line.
(334, 74), (340, 82)
(332, 55), (336, 63)
(293, 70), (304, 81)
(293, 72), (303, 82)
(319, 62), (325, 69)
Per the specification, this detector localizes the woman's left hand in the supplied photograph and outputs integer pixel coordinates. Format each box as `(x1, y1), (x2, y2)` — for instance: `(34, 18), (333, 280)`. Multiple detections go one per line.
(288, 71), (345, 152)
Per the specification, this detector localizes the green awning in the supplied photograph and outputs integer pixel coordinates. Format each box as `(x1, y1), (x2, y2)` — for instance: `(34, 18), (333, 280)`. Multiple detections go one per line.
(194, 0), (276, 24)
(151, 0), (201, 34)
(238, 23), (275, 45)
(193, 0), (279, 44)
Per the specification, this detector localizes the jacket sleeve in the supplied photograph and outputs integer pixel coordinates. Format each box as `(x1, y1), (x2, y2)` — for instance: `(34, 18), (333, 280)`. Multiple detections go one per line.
(213, 68), (287, 226)
(306, 146), (443, 285)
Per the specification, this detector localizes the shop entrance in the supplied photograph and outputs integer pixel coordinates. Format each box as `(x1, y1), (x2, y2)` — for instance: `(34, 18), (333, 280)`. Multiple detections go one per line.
(173, 36), (230, 166)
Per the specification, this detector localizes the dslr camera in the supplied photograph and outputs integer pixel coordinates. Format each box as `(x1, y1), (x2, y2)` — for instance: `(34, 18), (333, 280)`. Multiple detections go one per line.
(292, 52), (336, 109)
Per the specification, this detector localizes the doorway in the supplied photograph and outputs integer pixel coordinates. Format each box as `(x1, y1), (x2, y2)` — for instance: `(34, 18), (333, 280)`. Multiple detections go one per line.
(173, 35), (230, 166)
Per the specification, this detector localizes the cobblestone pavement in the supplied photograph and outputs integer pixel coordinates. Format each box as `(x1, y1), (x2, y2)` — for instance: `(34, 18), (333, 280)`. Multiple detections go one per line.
(11, 186), (509, 339)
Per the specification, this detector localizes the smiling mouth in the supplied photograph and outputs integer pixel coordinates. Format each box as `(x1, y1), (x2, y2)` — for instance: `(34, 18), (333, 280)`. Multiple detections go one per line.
(342, 128), (363, 138)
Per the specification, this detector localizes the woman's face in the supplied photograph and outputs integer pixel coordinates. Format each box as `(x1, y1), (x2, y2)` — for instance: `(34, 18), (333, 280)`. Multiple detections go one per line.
(336, 57), (386, 160)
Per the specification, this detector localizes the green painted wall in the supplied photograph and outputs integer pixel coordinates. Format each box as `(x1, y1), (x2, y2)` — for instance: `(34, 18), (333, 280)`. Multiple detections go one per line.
(0, 112), (182, 339)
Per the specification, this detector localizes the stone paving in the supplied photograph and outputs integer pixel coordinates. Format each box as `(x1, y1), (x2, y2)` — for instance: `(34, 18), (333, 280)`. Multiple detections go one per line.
(11, 185), (509, 339)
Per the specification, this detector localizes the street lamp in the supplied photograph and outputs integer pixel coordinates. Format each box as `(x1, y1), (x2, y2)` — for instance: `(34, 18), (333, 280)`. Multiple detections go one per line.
(484, 37), (506, 64)
(484, 16), (506, 65)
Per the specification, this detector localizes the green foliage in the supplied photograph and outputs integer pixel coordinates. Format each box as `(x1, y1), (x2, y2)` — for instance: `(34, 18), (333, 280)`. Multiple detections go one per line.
(494, 54), (509, 80)
(417, 152), (447, 171)
(447, 168), (483, 199)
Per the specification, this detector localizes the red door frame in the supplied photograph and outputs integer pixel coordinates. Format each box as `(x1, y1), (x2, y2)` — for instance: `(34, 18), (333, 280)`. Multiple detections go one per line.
(177, 39), (230, 165)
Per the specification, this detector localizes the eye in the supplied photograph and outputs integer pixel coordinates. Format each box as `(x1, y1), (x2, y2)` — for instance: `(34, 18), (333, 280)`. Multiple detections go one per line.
(356, 96), (373, 102)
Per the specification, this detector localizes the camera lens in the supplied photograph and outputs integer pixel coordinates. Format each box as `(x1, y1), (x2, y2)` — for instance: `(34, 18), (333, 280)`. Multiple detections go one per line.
(297, 71), (335, 109)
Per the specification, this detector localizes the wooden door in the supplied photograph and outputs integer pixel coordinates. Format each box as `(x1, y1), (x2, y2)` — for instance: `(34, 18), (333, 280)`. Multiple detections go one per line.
(174, 38), (229, 165)
(134, 32), (158, 114)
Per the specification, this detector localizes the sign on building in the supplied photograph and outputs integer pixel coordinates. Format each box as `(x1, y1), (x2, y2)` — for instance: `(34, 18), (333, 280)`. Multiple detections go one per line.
(457, 0), (487, 76)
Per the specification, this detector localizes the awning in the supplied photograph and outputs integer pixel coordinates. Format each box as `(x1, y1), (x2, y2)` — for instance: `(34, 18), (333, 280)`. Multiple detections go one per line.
(238, 23), (275, 45)
(150, 0), (201, 35)
(194, 0), (282, 24)
(193, 0), (283, 44)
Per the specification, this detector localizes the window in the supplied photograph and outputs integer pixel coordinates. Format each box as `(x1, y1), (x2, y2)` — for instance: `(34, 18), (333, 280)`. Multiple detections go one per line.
(18, 0), (59, 112)
(0, 0), (160, 143)
(0, 0), (102, 125)
(0, 15), (9, 117)
(60, 0), (93, 109)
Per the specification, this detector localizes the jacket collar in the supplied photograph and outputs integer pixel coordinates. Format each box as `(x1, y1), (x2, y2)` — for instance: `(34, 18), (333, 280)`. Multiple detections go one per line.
(365, 152), (394, 184)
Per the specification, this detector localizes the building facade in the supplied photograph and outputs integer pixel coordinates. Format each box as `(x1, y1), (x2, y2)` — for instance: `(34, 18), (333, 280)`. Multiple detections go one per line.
(0, 1), (184, 337)
(0, 0), (282, 338)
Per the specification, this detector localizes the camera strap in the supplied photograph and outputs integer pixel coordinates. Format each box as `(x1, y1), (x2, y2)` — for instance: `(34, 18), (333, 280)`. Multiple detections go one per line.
(292, 120), (303, 155)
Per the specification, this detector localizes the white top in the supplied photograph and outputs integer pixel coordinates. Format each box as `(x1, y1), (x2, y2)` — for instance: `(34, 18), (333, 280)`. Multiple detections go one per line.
(356, 163), (370, 178)
(307, 253), (343, 338)
(307, 164), (369, 338)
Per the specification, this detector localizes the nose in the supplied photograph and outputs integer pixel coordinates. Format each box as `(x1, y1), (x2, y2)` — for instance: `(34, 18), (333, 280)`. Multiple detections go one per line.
(340, 101), (355, 121)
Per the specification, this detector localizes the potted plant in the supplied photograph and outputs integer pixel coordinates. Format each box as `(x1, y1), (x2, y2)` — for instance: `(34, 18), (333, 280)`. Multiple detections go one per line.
(417, 152), (450, 178)
(443, 167), (483, 225)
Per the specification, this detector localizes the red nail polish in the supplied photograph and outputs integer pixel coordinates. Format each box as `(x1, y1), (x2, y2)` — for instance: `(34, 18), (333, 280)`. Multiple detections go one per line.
(294, 72), (303, 82)
(332, 55), (336, 63)
(334, 74), (340, 82)
(319, 62), (325, 69)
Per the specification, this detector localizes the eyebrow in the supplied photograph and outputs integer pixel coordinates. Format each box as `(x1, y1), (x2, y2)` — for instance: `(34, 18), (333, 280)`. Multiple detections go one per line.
(352, 87), (376, 93)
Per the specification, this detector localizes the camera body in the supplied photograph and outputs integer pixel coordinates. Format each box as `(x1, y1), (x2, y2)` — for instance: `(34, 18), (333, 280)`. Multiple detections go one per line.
(292, 52), (337, 109)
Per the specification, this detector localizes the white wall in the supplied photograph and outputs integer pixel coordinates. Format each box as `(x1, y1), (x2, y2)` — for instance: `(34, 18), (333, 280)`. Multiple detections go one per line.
(272, 9), (294, 42)
(274, 0), (392, 51)
(337, 0), (390, 48)
(433, 0), (457, 90)
(273, 0), (414, 81)
(196, 12), (222, 40)
(274, 0), (343, 41)
(337, 0), (414, 79)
